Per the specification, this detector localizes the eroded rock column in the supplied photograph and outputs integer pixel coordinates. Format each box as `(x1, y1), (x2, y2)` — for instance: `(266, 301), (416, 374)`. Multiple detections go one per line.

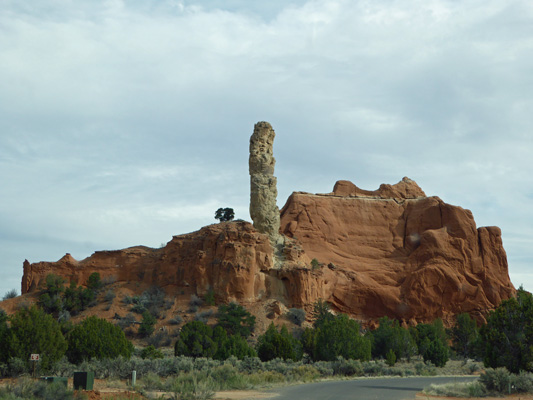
(249, 121), (281, 244)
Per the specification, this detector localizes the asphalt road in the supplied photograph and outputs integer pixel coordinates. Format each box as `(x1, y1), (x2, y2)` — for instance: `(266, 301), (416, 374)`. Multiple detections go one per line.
(273, 376), (478, 400)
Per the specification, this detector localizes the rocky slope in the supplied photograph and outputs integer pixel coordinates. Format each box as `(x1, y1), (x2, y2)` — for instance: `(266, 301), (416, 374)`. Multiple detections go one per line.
(20, 177), (514, 326)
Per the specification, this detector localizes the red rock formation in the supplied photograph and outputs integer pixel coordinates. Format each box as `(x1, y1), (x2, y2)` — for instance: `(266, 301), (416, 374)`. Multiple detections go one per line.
(22, 221), (280, 303)
(279, 178), (514, 324)
(21, 178), (515, 325)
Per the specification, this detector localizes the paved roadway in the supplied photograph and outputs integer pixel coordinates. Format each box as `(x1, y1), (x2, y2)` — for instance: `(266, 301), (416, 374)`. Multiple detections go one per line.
(272, 376), (478, 400)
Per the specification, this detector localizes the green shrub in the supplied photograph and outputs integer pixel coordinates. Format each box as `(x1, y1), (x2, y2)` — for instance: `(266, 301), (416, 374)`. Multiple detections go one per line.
(287, 308), (306, 326)
(368, 316), (417, 361)
(239, 356), (264, 373)
(451, 313), (479, 359)
(332, 357), (363, 376)
(2, 289), (18, 300)
(116, 313), (136, 330)
(140, 345), (164, 360)
(146, 331), (172, 348)
(104, 290), (116, 303)
(169, 315), (184, 325)
(190, 294), (204, 307)
(209, 364), (248, 390)
(63, 281), (96, 315)
(87, 272), (103, 291)
(140, 371), (165, 390)
(480, 367), (512, 393)
(167, 373), (215, 400)
(216, 302), (255, 338)
(9, 305), (67, 370)
(512, 371), (533, 393)
(463, 361), (481, 375)
(257, 323), (302, 362)
(412, 319), (449, 367)
(423, 337), (449, 367)
(362, 360), (385, 376)
(247, 370), (285, 386)
(414, 361), (437, 376)
(481, 287), (533, 373)
(6, 357), (29, 377)
(386, 349), (397, 366)
(424, 381), (486, 397)
(213, 327), (256, 360)
(289, 365), (320, 382)
(195, 310), (214, 324)
(66, 316), (133, 364)
(138, 311), (157, 337)
(128, 286), (170, 318)
(0, 377), (80, 400)
(204, 289), (216, 306)
(0, 309), (12, 364)
(175, 321), (217, 359)
(313, 314), (371, 362)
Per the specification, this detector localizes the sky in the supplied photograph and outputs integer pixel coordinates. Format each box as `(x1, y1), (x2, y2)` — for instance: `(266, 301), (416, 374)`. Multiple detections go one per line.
(1, 0), (532, 299)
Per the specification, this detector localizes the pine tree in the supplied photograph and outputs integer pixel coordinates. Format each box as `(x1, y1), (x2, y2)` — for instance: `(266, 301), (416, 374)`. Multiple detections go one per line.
(216, 302), (255, 338)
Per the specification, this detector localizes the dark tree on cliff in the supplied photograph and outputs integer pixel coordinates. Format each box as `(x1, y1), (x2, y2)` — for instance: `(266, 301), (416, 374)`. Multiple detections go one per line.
(215, 207), (235, 222)
(216, 302), (255, 338)
(311, 298), (334, 328)
(481, 287), (533, 373)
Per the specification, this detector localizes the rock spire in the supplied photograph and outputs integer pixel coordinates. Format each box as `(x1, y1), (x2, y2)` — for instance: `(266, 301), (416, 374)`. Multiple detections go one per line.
(249, 121), (281, 244)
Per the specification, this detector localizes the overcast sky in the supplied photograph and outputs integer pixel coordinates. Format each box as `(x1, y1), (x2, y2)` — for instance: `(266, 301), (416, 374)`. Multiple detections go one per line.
(1, 0), (532, 299)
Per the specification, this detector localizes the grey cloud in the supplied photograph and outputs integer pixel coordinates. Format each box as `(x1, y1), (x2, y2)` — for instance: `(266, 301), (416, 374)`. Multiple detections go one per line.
(0, 0), (532, 297)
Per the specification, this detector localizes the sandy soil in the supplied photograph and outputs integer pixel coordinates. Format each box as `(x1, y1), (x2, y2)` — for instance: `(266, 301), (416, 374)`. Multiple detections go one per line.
(416, 394), (533, 400)
(214, 390), (278, 400)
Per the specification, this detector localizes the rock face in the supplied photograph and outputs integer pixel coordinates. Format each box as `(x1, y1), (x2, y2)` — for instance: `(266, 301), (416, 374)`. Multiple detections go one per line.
(22, 221), (277, 302)
(279, 178), (515, 324)
(19, 121), (514, 325)
(249, 121), (281, 244)
(20, 177), (514, 326)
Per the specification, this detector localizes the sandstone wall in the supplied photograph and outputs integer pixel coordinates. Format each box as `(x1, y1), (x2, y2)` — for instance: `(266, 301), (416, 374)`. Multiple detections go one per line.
(22, 221), (278, 303)
(279, 178), (514, 324)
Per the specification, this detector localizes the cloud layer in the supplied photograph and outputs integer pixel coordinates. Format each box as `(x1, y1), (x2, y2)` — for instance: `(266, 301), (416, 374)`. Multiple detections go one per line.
(1, 0), (532, 297)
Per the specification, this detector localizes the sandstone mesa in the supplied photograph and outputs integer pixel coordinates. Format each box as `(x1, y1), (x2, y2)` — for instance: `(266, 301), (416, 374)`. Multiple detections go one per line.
(19, 122), (514, 326)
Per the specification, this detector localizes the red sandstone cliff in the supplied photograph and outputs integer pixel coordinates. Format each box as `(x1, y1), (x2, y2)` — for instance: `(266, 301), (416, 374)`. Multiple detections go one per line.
(20, 178), (515, 325)
(279, 177), (514, 324)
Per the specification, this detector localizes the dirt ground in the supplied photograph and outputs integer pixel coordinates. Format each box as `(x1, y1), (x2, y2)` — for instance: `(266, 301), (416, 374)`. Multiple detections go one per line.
(213, 391), (278, 400)
(416, 394), (533, 400)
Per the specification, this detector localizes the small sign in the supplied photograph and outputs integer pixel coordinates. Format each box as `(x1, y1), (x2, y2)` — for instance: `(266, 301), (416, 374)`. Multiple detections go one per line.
(30, 354), (40, 361)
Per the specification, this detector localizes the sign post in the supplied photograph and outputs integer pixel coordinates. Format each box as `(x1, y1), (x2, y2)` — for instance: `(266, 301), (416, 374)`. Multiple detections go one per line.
(30, 354), (40, 378)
